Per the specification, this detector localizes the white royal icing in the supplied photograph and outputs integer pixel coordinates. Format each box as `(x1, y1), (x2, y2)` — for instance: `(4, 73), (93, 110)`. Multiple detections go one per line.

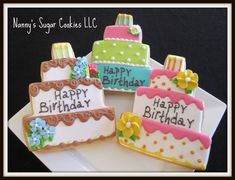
(133, 94), (203, 131)
(31, 85), (106, 116)
(44, 116), (115, 146)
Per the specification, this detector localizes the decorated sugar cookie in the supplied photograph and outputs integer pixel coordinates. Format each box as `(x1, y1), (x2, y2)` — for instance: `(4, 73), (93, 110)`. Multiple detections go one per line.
(117, 54), (211, 170)
(23, 43), (116, 151)
(91, 13), (152, 92)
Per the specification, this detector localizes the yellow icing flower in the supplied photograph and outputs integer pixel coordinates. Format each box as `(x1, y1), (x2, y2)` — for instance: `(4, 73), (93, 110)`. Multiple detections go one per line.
(117, 112), (142, 138)
(175, 69), (199, 91)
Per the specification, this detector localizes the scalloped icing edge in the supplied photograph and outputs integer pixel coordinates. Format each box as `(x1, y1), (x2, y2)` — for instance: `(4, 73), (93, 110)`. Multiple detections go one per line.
(137, 86), (205, 110)
(23, 107), (115, 128)
(150, 69), (178, 80)
(93, 61), (150, 67)
(142, 118), (211, 148)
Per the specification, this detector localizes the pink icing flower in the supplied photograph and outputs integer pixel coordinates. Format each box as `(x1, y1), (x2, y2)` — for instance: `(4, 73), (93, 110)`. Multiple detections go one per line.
(88, 63), (99, 78)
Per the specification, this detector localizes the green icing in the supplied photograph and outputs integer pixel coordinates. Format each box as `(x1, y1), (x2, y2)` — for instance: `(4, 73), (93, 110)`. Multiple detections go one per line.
(172, 78), (178, 84)
(185, 89), (193, 94)
(118, 131), (124, 137)
(129, 135), (137, 142)
(92, 40), (150, 66)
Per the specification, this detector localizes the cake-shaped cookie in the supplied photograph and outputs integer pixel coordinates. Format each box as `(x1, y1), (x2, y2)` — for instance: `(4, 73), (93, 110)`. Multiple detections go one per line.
(91, 13), (152, 92)
(23, 43), (116, 151)
(117, 55), (212, 170)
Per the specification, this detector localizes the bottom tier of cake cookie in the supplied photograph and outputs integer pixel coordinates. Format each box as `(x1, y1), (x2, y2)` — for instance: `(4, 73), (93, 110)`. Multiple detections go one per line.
(117, 116), (211, 170)
(23, 107), (115, 151)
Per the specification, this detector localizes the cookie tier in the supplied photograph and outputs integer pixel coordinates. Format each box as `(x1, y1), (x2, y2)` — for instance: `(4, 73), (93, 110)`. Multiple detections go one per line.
(29, 78), (105, 116)
(24, 107), (116, 151)
(118, 116), (211, 170)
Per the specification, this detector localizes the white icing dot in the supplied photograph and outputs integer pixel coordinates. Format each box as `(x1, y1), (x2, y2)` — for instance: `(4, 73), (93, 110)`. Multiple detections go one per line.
(142, 59), (146, 62)
(136, 52), (140, 56)
(185, 77), (191, 82)
(95, 42), (100, 45)
(128, 44), (132, 48)
(102, 50), (107, 53)
(126, 122), (131, 128)
(95, 56), (99, 59)
(120, 51), (124, 55)
(112, 43), (117, 46)
(111, 56), (116, 60)
(127, 58), (131, 62)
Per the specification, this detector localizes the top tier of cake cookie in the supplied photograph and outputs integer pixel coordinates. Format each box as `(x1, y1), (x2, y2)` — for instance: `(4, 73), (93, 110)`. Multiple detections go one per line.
(104, 13), (142, 42)
(41, 58), (77, 82)
(150, 55), (198, 95)
(92, 13), (150, 67)
(42, 43), (89, 82)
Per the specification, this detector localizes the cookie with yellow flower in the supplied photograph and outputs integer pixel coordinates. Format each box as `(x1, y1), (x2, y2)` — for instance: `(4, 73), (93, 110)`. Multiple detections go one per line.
(117, 54), (212, 171)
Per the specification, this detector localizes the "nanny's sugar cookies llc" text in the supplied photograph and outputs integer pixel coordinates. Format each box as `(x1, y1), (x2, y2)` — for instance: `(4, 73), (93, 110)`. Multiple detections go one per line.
(12, 16), (98, 34)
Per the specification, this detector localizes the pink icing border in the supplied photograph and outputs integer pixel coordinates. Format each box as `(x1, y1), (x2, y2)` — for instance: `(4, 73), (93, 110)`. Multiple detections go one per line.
(142, 118), (211, 149)
(137, 87), (205, 110)
(150, 69), (178, 80)
(103, 25), (142, 42)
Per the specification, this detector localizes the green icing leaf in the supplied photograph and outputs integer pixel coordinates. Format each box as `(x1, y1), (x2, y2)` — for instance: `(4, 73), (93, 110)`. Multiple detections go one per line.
(134, 33), (140, 37)
(71, 74), (76, 79)
(172, 78), (178, 84)
(129, 135), (137, 142)
(96, 72), (100, 78)
(39, 138), (45, 148)
(118, 131), (124, 137)
(85, 67), (89, 77)
(48, 136), (53, 142)
(185, 89), (193, 94)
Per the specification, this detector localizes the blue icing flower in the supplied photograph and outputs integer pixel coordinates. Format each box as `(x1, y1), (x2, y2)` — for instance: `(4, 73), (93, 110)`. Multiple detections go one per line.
(47, 126), (56, 138)
(29, 118), (46, 132)
(71, 57), (88, 79)
(71, 67), (85, 79)
(40, 125), (56, 139)
(28, 133), (42, 147)
(27, 118), (57, 149)
(76, 56), (88, 68)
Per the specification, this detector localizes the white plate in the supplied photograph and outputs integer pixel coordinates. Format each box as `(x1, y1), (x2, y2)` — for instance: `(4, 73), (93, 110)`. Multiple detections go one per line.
(8, 54), (227, 172)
